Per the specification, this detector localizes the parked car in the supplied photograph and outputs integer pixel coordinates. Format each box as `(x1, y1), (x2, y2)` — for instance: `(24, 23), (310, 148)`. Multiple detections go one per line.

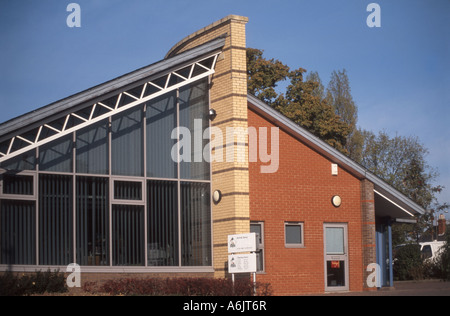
(419, 241), (445, 262)
(394, 241), (445, 263)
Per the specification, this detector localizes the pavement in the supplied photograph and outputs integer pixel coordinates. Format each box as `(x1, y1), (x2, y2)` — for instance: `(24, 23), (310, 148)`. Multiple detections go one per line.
(322, 279), (450, 296)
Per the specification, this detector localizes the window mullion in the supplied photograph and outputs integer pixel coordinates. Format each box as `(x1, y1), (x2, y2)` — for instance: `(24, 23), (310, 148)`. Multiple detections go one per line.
(176, 88), (182, 267)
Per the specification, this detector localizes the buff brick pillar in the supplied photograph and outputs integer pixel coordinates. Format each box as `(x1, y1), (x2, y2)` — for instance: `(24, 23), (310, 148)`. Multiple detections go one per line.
(167, 15), (250, 278)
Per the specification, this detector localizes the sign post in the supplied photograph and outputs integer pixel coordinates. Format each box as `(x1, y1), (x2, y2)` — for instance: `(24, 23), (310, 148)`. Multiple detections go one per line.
(227, 233), (258, 295)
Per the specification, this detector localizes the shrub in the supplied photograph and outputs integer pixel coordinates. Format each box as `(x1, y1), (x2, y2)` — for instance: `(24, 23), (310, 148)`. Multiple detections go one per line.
(423, 258), (444, 279)
(82, 281), (100, 294)
(89, 277), (272, 296)
(440, 233), (450, 281)
(0, 270), (68, 296)
(393, 244), (423, 281)
(0, 271), (22, 296)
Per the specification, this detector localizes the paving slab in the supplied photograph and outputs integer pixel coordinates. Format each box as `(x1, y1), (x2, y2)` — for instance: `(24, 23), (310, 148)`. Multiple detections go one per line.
(321, 279), (450, 296)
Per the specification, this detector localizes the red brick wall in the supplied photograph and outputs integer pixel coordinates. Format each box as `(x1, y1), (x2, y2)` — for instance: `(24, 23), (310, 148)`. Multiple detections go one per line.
(248, 107), (364, 295)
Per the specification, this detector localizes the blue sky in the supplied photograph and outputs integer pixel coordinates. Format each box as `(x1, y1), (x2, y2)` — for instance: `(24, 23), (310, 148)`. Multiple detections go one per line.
(0, 0), (449, 217)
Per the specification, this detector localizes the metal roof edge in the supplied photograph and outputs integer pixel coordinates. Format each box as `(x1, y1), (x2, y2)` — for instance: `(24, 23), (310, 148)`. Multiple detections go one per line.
(247, 94), (425, 216)
(0, 37), (226, 138)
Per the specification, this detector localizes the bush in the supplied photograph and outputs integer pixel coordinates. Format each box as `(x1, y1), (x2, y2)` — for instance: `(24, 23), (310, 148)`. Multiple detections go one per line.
(440, 233), (450, 281)
(423, 258), (444, 279)
(86, 277), (272, 296)
(0, 270), (68, 296)
(393, 244), (424, 281)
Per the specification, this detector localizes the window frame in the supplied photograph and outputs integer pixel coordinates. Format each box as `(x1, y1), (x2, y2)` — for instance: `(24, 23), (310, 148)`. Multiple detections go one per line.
(421, 245), (433, 260)
(0, 170), (37, 201)
(0, 198), (37, 265)
(111, 177), (145, 205)
(284, 222), (305, 248)
(250, 221), (265, 273)
(75, 176), (110, 267)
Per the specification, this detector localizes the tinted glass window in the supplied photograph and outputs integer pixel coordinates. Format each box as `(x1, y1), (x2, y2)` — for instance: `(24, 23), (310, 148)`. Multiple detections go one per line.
(146, 92), (177, 179)
(76, 120), (109, 175)
(112, 106), (143, 177)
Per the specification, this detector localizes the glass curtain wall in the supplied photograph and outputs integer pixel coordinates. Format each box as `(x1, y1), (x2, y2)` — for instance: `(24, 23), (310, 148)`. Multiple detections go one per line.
(76, 176), (109, 266)
(0, 78), (212, 269)
(112, 106), (144, 177)
(146, 92), (177, 179)
(76, 120), (109, 175)
(1, 200), (36, 265)
(39, 174), (73, 265)
(180, 182), (211, 266)
(112, 205), (145, 266)
(179, 80), (210, 180)
(147, 180), (178, 266)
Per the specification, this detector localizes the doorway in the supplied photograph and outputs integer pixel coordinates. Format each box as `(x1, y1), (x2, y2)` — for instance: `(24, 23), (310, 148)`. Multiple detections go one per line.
(324, 223), (349, 292)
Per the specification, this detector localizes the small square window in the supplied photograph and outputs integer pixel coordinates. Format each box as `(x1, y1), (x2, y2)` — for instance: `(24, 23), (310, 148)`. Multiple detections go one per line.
(0, 173), (36, 200)
(114, 181), (142, 200)
(285, 223), (304, 248)
(2, 174), (34, 195)
(112, 179), (144, 204)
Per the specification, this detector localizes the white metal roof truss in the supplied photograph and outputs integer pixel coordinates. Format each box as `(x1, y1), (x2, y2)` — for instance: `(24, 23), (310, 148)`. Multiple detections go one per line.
(0, 53), (219, 164)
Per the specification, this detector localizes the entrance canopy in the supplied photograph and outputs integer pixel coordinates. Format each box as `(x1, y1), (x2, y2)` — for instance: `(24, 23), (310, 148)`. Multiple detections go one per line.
(375, 190), (416, 220)
(368, 174), (423, 220)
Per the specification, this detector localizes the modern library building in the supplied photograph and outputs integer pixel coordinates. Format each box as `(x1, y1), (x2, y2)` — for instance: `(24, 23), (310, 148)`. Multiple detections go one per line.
(0, 15), (425, 295)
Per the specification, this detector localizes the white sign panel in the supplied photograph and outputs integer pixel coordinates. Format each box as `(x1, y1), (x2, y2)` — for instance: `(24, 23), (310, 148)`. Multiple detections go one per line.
(228, 254), (257, 274)
(228, 233), (257, 253)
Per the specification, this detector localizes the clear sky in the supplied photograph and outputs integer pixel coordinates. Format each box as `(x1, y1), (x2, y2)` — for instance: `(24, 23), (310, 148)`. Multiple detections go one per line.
(0, 0), (449, 217)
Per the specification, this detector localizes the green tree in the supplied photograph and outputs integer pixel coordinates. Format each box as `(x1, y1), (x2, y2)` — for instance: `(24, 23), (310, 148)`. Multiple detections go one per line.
(246, 48), (350, 153)
(326, 70), (357, 129)
(361, 130), (435, 203)
(361, 130), (448, 244)
(305, 71), (325, 100)
(246, 48), (289, 107)
(326, 69), (363, 162)
(280, 68), (350, 153)
(441, 230), (450, 281)
(393, 244), (423, 280)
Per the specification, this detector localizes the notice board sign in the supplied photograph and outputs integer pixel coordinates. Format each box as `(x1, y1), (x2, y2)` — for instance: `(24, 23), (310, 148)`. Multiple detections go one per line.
(228, 254), (257, 274)
(228, 233), (257, 253)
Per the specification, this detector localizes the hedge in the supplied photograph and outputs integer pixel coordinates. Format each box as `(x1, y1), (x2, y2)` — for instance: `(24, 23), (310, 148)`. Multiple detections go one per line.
(84, 277), (273, 296)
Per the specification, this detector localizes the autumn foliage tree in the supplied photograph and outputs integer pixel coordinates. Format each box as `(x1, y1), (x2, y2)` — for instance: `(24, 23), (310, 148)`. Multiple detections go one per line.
(247, 48), (289, 107)
(247, 48), (349, 154)
(281, 68), (350, 153)
(247, 47), (448, 245)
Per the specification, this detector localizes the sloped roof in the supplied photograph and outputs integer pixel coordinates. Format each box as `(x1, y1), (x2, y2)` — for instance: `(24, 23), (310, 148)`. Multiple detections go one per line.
(0, 37), (225, 141)
(0, 37), (225, 163)
(0, 28), (425, 220)
(247, 94), (425, 218)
